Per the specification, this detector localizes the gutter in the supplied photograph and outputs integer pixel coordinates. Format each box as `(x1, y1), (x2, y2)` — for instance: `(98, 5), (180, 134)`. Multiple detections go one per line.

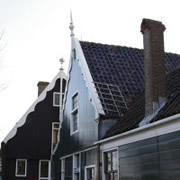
(94, 113), (180, 145)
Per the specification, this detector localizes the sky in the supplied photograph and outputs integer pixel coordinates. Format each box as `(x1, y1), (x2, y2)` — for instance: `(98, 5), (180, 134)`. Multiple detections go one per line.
(0, 0), (180, 143)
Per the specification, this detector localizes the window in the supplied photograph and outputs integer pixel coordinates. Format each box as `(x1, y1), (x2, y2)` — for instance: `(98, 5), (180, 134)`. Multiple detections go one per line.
(51, 122), (60, 152)
(71, 92), (79, 134)
(16, 159), (27, 177)
(61, 159), (65, 180)
(104, 150), (118, 180)
(73, 154), (80, 180)
(53, 92), (60, 106)
(85, 165), (96, 180)
(39, 160), (50, 180)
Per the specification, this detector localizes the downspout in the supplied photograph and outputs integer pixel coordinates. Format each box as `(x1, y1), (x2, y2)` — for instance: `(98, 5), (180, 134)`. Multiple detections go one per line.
(97, 144), (101, 180)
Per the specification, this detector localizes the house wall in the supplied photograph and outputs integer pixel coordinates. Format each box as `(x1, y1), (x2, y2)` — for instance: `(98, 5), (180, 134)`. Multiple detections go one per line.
(58, 59), (98, 157)
(100, 116), (180, 180)
(118, 130), (180, 179)
(5, 159), (39, 180)
(2, 77), (66, 180)
(52, 59), (99, 179)
(60, 147), (98, 180)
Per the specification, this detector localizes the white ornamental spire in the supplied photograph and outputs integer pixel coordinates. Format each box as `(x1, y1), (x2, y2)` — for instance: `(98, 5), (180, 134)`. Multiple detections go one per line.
(59, 57), (65, 71)
(69, 11), (75, 37)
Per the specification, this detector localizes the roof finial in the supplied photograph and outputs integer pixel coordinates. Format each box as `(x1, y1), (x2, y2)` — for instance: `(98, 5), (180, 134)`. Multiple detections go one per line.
(69, 11), (75, 37)
(59, 57), (65, 71)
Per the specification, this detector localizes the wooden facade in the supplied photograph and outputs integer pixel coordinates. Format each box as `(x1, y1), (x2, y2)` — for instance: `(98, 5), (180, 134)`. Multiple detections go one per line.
(1, 72), (66, 180)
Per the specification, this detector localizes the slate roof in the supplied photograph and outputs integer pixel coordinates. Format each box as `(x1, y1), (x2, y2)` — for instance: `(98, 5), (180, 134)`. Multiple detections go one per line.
(104, 67), (180, 138)
(80, 41), (180, 118)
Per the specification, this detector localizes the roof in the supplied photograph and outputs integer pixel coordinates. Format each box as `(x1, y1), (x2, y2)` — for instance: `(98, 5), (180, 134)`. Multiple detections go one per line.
(80, 41), (180, 118)
(103, 66), (180, 138)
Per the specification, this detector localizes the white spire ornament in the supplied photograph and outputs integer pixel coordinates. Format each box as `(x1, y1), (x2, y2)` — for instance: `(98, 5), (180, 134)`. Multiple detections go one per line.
(59, 58), (64, 71)
(69, 11), (75, 37)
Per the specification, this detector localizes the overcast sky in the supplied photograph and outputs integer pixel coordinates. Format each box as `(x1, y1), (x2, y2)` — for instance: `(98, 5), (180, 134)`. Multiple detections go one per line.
(0, 0), (180, 143)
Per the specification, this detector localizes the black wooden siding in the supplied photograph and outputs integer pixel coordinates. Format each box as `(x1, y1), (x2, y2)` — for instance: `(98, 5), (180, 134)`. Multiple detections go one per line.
(118, 130), (180, 180)
(2, 77), (66, 180)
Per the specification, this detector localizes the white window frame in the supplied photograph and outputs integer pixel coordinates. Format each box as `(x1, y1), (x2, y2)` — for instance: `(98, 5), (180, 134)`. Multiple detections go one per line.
(61, 158), (65, 180)
(102, 148), (119, 180)
(15, 159), (27, 177)
(51, 122), (60, 153)
(84, 165), (96, 180)
(53, 92), (61, 107)
(73, 153), (81, 180)
(71, 92), (79, 135)
(39, 160), (51, 180)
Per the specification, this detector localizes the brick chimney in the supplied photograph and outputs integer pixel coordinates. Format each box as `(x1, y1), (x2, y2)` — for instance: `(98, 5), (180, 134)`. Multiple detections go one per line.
(37, 81), (49, 96)
(141, 19), (166, 117)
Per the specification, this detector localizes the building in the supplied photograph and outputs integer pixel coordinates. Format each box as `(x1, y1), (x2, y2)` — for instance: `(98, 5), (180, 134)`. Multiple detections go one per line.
(52, 18), (180, 180)
(1, 68), (67, 180)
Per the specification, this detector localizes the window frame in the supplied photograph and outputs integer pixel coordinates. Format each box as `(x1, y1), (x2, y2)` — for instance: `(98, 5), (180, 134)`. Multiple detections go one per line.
(51, 122), (60, 153)
(39, 160), (51, 180)
(73, 153), (81, 180)
(103, 148), (119, 180)
(84, 165), (96, 180)
(53, 92), (61, 107)
(71, 92), (79, 135)
(61, 158), (65, 180)
(15, 159), (27, 177)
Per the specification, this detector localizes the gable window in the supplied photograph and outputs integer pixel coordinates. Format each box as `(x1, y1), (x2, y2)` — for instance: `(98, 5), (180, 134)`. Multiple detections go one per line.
(16, 159), (27, 177)
(53, 92), (60, 106)
(39, 160), (50, 180)
(71, 92), (79, 135)
(51, 122), (60, 152)
(73, 154), (80, 180)
(85, 165), (95, 180)
(104, 150), (118, 180)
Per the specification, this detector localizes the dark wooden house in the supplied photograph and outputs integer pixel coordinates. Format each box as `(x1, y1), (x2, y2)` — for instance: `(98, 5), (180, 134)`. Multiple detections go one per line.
(52, 19), (180, 180)
(1, 70), (66, 180)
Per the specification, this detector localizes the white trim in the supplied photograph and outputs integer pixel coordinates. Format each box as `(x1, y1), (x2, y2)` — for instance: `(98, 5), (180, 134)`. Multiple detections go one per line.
(73, 153), (81, 180)
(74, 39), (104, 118)
(96, 114), (180, 150)
(102, 148), (119, 180)
(15, 159), (27, 177)
(61, 158), (65, 180)
(60, 146), (98, 160)
(70, 92), (79, 135)
(3, 71), (66, 144)
(53, 92), (61, 107)
(51, 122), (60, 153)
(84, 165), (96, 180)
(39, 160), (51, 180)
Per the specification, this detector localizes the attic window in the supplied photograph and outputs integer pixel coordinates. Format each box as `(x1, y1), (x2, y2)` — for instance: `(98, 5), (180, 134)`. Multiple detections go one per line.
(53, 92), (60, 107)
(72, 48), (76, 60)
(71, 92), (79, 135)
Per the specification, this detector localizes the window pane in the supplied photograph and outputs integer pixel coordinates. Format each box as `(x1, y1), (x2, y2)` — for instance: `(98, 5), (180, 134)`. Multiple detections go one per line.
(53, 129), (58, 144)
(72, 112), (78, 132)
(107, 152), (111, 172)
(17, 160), (26, 175)
(40, 161), (49, 178)
(54, 93), (60, 106)
(112, 151), (118, 171)
(72, 94), (78, 110)
(87, 168), (95, 180)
